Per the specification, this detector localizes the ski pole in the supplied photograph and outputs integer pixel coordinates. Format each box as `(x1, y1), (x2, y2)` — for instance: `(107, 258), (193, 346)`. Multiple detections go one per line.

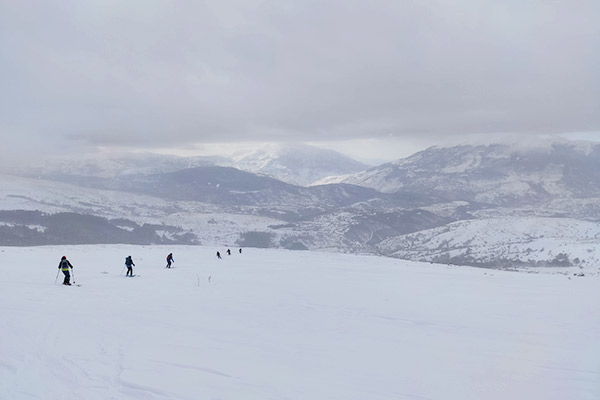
(55, 269), (60, 284)
(120, 266), (126, 276)
(71, 268), (75, 284)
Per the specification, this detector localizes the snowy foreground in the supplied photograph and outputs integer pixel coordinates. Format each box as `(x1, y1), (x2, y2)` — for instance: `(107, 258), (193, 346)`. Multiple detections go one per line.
(1, 245), (598, 400)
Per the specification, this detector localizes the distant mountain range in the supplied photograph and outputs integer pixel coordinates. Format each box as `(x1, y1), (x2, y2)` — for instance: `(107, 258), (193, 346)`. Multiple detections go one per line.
(24, 143), (368, 186)
(2, 140), (599, 271)
(319, 140), (600, 203)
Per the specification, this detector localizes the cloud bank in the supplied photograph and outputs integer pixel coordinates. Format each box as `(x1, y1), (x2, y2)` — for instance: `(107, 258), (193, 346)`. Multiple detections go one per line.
(1, 0), (598, 158)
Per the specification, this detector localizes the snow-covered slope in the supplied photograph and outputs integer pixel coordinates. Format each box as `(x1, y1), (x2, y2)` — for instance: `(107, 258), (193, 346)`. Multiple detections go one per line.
(1, 245), (598, 400)
(378, 217), (600, 270)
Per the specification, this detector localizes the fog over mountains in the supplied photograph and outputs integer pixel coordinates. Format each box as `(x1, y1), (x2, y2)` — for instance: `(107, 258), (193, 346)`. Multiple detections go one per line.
(2, 139), (599, 270)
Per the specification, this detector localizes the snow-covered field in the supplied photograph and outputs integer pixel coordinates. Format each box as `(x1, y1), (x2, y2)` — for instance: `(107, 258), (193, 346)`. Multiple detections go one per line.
(1, 245), (598, 400)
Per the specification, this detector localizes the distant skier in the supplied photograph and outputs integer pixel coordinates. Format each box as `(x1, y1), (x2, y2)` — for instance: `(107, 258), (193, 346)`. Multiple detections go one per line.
(239, 248), (242, 254)
(216, 251), (222, 259)
(125, 255), (135, 277)
(58, 256), (74, 285)
(166, 253), (174, 268)
(227, 249), (231, 256)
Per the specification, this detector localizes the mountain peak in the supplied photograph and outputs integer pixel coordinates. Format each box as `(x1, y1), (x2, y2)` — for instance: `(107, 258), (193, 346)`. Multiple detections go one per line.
(225, 143), (369, 186)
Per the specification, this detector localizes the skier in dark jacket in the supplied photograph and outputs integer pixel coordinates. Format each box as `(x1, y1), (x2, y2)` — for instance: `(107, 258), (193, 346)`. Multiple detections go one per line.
(227, 249), (231, 256)
(166, 253), (174, 268)
(216, 251), (222, 259)
(125, 255), (135, 276)
(58, 256), (74, 285)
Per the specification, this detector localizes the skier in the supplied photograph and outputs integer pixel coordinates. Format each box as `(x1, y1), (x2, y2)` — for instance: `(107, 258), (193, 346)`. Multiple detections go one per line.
(227, 249), (231, 256)
(216, 251), (222, 259)
(239, 248), (242, 254)
(125, 255), (135, 277)
(58, 256), (74, 285)
(166, 253), (174, 268)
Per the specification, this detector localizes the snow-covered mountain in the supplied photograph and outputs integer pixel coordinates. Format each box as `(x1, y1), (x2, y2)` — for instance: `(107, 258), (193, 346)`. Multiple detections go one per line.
(378, 217), (600, 269)
(0, 171), (443, 251)
(2, 139), (599, 270)
(321, 139), (600, 205)
(222, 143), (369, 186)
(19, 143), (369, 187)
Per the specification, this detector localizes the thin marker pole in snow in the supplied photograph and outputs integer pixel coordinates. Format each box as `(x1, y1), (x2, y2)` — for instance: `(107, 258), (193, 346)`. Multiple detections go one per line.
(208, 275), (211, 284)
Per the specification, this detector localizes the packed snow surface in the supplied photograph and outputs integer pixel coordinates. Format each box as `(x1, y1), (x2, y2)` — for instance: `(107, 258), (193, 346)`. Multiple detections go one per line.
(1, 245), (598, 400)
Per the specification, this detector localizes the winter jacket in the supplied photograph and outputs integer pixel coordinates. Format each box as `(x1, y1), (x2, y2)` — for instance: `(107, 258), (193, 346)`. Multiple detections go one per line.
(58, 259), (73, 271)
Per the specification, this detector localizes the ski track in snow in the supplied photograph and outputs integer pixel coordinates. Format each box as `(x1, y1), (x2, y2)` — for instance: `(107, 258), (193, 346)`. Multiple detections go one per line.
(0, 244), (599, 400)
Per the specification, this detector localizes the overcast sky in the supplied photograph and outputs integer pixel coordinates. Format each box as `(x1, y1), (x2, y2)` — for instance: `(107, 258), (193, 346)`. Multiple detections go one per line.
(1, 0), (599, 164)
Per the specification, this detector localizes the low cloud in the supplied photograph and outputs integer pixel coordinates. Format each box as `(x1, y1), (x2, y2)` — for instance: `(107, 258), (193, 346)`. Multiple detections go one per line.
(1, 0), (598, 157)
